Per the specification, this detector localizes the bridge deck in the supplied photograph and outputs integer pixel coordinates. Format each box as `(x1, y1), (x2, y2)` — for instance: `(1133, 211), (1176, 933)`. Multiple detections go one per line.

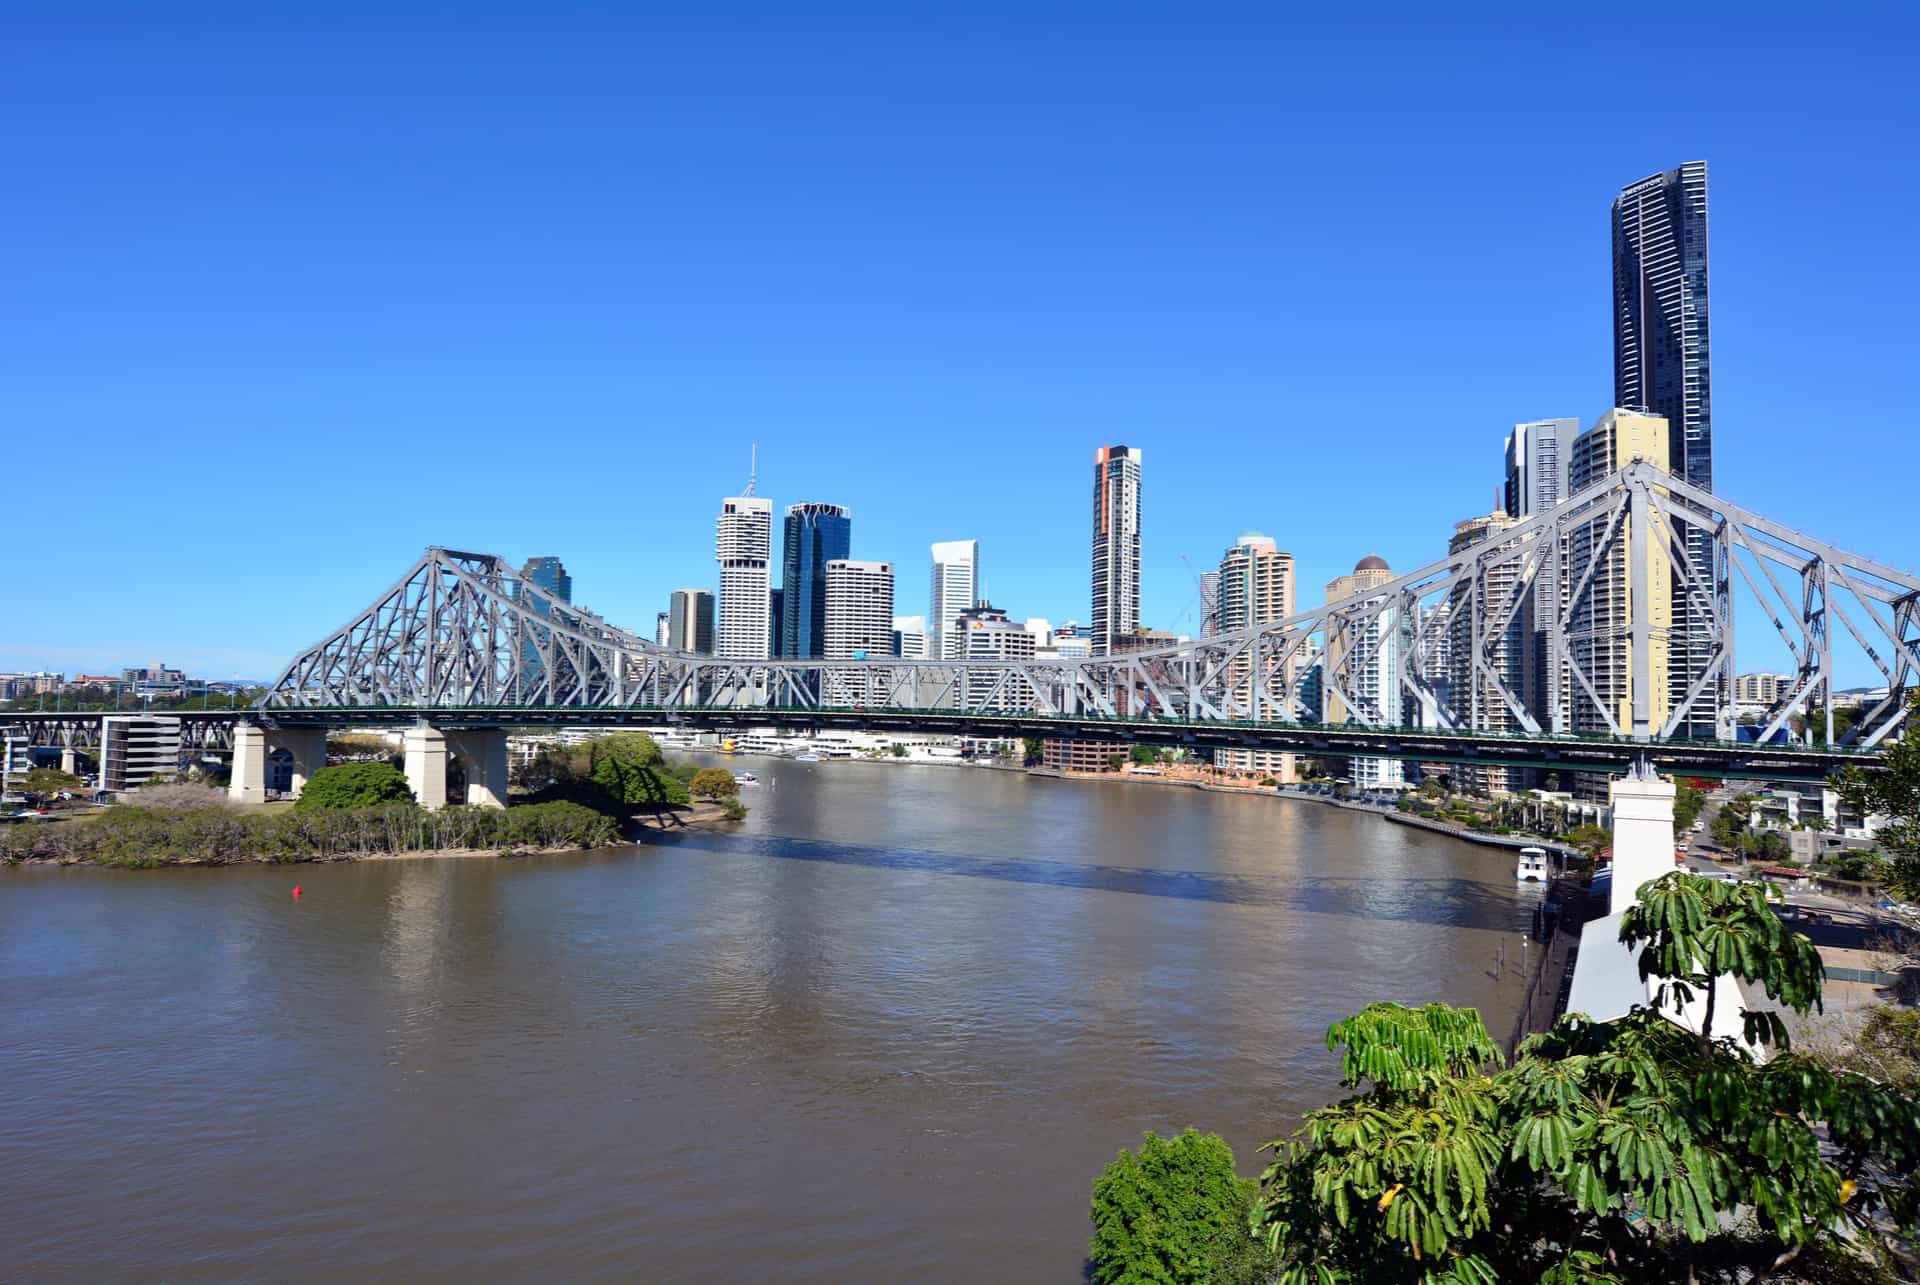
(3, 706), (1876, 781)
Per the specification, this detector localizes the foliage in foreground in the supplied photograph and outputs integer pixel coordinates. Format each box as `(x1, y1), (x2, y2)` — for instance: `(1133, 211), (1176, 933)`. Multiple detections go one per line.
(0, 801), (619, 866)
(1089, 1128), (1272, 1285)
(295, 761), (414, 810)
(689, 767), (740, 800)
(1240, 872), (1920, 1283)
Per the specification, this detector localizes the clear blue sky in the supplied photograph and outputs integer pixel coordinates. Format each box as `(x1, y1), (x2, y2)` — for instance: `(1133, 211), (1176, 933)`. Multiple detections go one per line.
(5, 4), (1916, 681)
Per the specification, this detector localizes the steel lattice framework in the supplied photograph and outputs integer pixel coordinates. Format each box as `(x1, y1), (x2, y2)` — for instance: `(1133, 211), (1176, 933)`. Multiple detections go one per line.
(255, 464), (1920, 752)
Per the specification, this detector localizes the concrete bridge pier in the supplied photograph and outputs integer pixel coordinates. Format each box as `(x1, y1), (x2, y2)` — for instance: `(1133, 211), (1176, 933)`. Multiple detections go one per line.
(280, 728), (329, 799)
(1607, 760), (1677, 912)
(447, 729), (509, 809)
(403, 725), (449, 809)
(230, 722), (267, 804)
(403, 725), (507, 809)
(60, 745), (77, 776)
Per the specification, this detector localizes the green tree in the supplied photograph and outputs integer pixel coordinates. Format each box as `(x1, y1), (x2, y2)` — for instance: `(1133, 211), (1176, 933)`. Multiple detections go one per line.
(1563, 824), (1610, 857)
(1021, 736), (1044, 765)
(1674, 782), (1707, 830)
(11, 767), (85, 803)
(1843, 702), (1920, 900)
(1129, 744), (1159, 766)
(294, 761), (413, 810)
(1247, 872), (1920, 1283)
(1090, 1128), (1270, 1285)
(1106, 753), (1126, 772)
(585, 732), (687, 806)
(689, 767), (739, 800)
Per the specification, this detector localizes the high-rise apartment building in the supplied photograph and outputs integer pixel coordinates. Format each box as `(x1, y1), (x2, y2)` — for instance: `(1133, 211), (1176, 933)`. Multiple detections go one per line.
(1565, 409), (1673, 760)
(1324, 555), (1402, 789)
(715, 495), (773, 660)
(1445, 513), (1524, 792)
(780, 503), (852, 659)
(1504, 418), (1578, 520)
(1614, 162), (1711, 490)
(1215, 533), (1296, 779)
(667, 588), (715, 654)
(1198, 571), (1221, 638)
(1090, 445), (1142, 656)
(1502, 418), (1578, 738)
(1615, 161), (1718, 739)
(929, 540), (980, 660)
(655, 612), (671, 647)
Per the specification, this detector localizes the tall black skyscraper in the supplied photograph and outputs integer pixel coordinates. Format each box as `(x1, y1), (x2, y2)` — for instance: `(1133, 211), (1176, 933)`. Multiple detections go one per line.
(1612, 160), (1712, 489)
(1613, 161), (1720, 737)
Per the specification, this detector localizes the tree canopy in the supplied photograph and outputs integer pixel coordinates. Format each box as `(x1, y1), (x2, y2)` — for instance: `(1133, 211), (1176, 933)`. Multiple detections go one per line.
(295, 761), (414, 810)
(1089, 1128), (1270, 1285)
(688, 768), (739, 800)
(1242, 872), (1920, 1282)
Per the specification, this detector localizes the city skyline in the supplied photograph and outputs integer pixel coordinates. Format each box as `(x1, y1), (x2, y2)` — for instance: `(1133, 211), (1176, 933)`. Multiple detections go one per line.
(5, 10), (1915, 680)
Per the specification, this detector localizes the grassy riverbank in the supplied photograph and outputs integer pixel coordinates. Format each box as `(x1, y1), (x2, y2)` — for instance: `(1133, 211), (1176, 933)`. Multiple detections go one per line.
(0, 800), (622, 868)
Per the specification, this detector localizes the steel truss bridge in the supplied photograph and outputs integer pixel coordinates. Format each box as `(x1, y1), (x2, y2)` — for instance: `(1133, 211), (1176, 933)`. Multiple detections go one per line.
(7, 462), (1915, 785)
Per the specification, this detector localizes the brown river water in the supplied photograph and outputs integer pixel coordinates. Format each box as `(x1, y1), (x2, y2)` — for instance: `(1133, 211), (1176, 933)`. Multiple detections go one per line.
(0, 758), (1535, 1281)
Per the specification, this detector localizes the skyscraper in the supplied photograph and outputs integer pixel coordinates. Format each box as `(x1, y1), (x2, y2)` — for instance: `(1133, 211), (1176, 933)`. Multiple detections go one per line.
(1613, 162), (1711, 490)
(891, 615), (929, 659)
(655, 612), (671, 646)
(1215, 533), (1296, 779)
(1090, 445), (1142, 656)
(929, 540), (980, 660)
(1198, 570), (1221, 639)
(781, 503), (852, 659)
(823, 560), (894, 659)
(1445, 512), (1524, 793)
(667, 588), (715, 654)
(715, 494), (773, 661)
(518, 557), (572, 697)
(1614, 161), (1718, 740)
(1324, 555), (1401, 789)
(1503, 418), (1578, 519)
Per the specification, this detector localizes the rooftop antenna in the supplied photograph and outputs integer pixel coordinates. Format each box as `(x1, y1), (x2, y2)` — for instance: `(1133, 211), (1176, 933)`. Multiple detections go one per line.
(744, 444), (758, 497)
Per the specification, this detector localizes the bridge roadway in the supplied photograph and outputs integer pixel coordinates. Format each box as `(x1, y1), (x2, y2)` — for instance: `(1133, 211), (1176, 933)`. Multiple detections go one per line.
(2, 706), (1878, 782)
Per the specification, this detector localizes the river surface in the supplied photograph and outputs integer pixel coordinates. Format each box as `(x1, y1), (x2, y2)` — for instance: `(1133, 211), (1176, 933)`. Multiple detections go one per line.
(1, 759), (1537, 1281)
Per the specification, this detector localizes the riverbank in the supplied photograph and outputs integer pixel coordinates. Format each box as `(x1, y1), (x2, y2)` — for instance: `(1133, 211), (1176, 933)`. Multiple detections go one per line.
(0, 799), (631, 869)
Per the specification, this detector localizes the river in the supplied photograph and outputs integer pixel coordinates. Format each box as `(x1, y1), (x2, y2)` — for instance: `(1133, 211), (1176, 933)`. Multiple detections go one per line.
(0, 758), (1537, 1281)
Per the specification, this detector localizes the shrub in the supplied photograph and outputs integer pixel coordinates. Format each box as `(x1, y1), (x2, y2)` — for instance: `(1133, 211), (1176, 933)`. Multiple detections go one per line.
(1089, 1129), (1269, 1285)
(296, 762), (414, 810)
(689, 768), (739, 800)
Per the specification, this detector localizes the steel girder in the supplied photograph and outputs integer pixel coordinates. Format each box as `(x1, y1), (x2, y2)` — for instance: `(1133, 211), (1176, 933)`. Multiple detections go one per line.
(255, 468), (1920, 751)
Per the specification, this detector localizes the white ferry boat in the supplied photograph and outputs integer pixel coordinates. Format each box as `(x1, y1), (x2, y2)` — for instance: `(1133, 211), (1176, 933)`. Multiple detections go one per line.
(733, 771), (758, 785)
(1516, 846), (1550, 884)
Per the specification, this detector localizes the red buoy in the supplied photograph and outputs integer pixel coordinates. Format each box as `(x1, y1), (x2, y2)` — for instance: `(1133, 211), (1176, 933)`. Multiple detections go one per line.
(291, 885), (302, 899)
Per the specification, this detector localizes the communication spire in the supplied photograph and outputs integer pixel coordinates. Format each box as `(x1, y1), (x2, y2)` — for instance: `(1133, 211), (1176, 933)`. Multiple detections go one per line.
(745, 444), (758, 497)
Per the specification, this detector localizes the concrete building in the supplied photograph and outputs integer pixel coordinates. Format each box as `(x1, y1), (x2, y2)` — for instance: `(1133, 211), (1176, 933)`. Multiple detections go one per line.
(1214, 532), (1296, 779)
(781, 503), (852, 659)
(1198, 571), (1221, 638)
(655, 612), (671, 647)
(891, 614), (929, 659)
(1503, 419), (1578, 520)
(1090, 445), (1142, 656)
(1566, 409), (1673, 735)
(956, 602), (1035, 711)
(825, 559), (894, 704)
(1324, 554), (1402, 789)
(668, 588), (715, 654)
(1445, 512), (1524, 792)
(1615, 161), (1718, 740)
(715, 495), (774, 660)
(929, 540), (980, 661)
(99, 716), (185, 791)
(1735, 672), (1790, 706)
(824, 560), (895, 659)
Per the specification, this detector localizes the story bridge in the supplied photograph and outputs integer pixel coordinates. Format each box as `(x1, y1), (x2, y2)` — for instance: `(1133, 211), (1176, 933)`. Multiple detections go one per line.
(5, 461), (1914, 807)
